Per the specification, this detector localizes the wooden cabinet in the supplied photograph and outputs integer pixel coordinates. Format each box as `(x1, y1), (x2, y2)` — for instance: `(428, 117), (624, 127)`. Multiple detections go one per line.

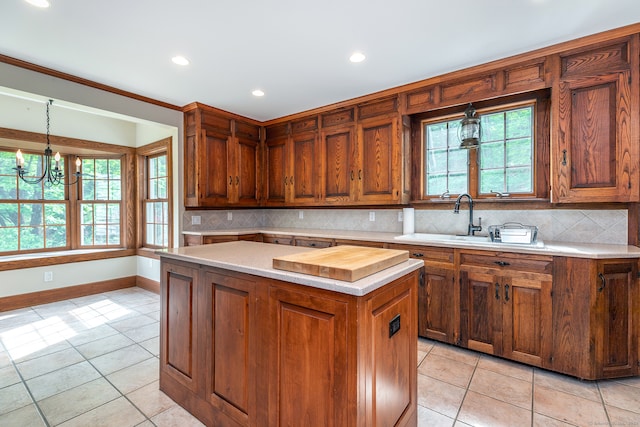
(553, 257), (639, 379)
(459, 251), (553, 367)
(184, 104), (261, 207)
(387, 243), (456, 344)
(261, 233), (294, 245)
(183, 233), (261, 246)
(160, 253), (419, 426)
(551, 35), (639, 203)
(293, 236), (333, 248)
(264, 119), (320, 205)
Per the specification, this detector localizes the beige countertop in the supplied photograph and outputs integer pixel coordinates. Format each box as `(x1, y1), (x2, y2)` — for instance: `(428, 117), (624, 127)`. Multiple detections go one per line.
(182, 227), (640, 259)
(158, 241), (424, 296)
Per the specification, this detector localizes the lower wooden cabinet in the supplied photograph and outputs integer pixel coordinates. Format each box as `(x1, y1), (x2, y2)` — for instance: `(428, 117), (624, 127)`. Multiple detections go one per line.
(553, 257), (639, 379)
(160, 257), (419, 426)
(183, 233), (261, 246)
(459, 251), (554, 368)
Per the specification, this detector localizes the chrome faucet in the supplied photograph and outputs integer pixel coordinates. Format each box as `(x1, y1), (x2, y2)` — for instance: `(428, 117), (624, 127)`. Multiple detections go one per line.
(454, 193), (482, 235)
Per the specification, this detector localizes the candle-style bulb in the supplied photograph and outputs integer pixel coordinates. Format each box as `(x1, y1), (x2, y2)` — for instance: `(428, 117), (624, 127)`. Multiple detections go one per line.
(16, 149), (23, 167)
(75, 157), (81, 172)
(54, 152), (61, 162)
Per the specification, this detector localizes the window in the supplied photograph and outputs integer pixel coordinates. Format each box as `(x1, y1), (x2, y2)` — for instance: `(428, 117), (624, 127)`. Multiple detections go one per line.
(421, 100), (539, 200)
(0, 149), (69, 253)
(79, 158), (123, 247)
(144, 153), (169, 248)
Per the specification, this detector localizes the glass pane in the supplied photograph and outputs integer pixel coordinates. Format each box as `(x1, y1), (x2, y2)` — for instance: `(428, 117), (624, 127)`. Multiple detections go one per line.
(506, 108), (532, 139)
(108, 204), (120, 222)
(95, 159), (109, 179)
(82, 159), (95, 176)
(149, 178), (157, 200)
(107, 225), (120, 245)
(20, 204), (43, 226)
(157, 177), (167, 199)
(481, 112), (505, 142)
(95, 180), (109, 200)
(81, 225), (94, 245)
(109, 159), (121, 178)
(18, 181), (43, 200)
(82, 179), (95, 200)
(426, 123), (448, 149)
(146, 224), (154, 245)
(44, 182), (65, 201)
(82, 204), (94, 224)
(94, 225), (107, 245)
(20, 226), (44, 250)
(155, 224), (163, 245)
(426, 175), (447, 196)
(480, 169), (505, 194)
(149, 157), (158, 179)
(448, 173), (468, 194)
(45, 225), (66, 248)
(94, 204), (107, 224)
(158, 155), (167, 176)
(162, 225), (169, 247)
(146, 202), (154, 222)
(109, 181), (121, 200)
(447, 122), (461, 147)
(0, 175), (17, 200)
(154, 202), (164, 222)
(0, 151), (18, 171)
(480, 142), (505, 169)
(0, 227), (18, 251)
(22, 153), (43, 177)
(44, 204), (66, 225)
(448, 149), (468, 172)
(0, 203), (18, 227)
(507, 167), (533, 192)
(427, 150), (447, 173)
(506, 138), (532, 167)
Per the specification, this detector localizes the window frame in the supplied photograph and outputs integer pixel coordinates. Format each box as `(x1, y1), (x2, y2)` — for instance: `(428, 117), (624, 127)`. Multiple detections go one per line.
(412, 90), (550, 203)
(136, 137), (172, 252)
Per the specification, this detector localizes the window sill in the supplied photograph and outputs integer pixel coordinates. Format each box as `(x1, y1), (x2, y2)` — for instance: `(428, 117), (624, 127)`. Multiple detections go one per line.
(0, 248), (136, 272)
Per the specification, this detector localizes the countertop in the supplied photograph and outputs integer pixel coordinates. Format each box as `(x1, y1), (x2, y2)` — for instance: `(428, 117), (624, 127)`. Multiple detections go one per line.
(182, 227), (640, 259)
(158, 241), (424, 297)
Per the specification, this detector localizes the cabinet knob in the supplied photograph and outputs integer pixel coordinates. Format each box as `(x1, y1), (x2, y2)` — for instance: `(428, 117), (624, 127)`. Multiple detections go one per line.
(358, 169), (362, 180)
(284, 177), (288, 185)
(411, 252), (424, 258)
(350, 171), (354, 181)
(494, 261), (510, 267)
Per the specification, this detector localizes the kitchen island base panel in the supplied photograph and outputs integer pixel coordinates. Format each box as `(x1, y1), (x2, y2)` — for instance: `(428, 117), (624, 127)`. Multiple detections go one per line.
(160, 254), (419, 427)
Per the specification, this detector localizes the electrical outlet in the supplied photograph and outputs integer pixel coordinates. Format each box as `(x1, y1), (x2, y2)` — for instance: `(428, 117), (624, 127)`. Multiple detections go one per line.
(227, 212), (233, 221)
(191, 215), (201, 225)
(299, 211), (304, 219)
(369, 212), (375, 222)
(44, 271), (53, 282)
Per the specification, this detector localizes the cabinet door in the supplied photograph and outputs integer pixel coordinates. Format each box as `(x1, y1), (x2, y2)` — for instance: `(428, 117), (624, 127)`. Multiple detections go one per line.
(199, 129), (232, 206)
(553, 72), (636, 202)
(595, 261), (639, 378)
(268, 285), (348, 427)
(201, 270), (257, 425)
(160, 261), (198, 393)
(460, 270), (501, 355)
(233, 136), (260, 206)
(264, 135), (288, 205)
(290, 131), (319, 204)
(501, 275), (552, 367)
(320, 125), (357, 203)
(356, 116), (401, 203)
(422, 266), (455, 343)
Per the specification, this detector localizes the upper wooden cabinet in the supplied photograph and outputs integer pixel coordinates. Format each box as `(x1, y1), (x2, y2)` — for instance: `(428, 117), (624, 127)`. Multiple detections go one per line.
(184, 104), (261, 207)
(551, 35), (640, 203)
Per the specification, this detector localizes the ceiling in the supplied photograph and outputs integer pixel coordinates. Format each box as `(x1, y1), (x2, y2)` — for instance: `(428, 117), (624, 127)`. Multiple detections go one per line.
(1, 0), (640, 122)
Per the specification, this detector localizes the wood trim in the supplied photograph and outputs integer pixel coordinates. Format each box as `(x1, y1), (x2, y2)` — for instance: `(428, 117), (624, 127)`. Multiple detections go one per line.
(0, 276), (136, 312)
(0, 127), (136, 154)
(136, 275), (160, 294)
(0, 53), (181, 111)
(0, 249), (136, 272)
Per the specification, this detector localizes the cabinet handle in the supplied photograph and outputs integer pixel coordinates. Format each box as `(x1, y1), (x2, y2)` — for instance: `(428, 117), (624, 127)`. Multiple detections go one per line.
(504, 284), (510, 302)
(598, 273), (606, 292)
(229, 176), (233, 185)
(494, 261), (510, 267)
(495, 283), (500, 300)
(284, 176), (288, 186)
(358, 169), (362, 180)
(350, 170), (354, 181)
(310, 243), (316, 247)
(290, 176), (294, 185)
(411, 252), (424, 258)
(235, 176), (239, 185)
(561, 149), (567, 166)
(419, 270), (425, 287)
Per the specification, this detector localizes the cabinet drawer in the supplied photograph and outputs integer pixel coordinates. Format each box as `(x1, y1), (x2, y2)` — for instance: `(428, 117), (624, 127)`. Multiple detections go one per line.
(262, 234), (294, 245)
(294, 237), (333, 248)
(386, 243), (454, 264)
(335, 239), (384, 248)
(460, 251), (553, 274)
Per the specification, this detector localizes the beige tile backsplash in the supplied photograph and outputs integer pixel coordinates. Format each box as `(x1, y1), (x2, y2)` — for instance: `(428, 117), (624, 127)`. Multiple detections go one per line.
(183, 208), (628, 245)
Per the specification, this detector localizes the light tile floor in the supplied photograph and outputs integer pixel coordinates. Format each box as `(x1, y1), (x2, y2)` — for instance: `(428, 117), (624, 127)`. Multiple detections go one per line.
(0, 287), (639, 426)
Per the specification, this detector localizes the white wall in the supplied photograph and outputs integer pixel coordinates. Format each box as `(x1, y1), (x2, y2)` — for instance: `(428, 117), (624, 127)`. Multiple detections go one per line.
(0, 61), (183, 299)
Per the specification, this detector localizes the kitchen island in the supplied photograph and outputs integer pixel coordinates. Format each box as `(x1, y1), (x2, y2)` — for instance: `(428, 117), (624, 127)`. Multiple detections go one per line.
(158, 241), (423, 427)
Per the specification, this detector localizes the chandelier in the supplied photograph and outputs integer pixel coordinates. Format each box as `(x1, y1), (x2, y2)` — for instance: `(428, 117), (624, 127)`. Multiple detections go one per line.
(14, 99), (81, 186)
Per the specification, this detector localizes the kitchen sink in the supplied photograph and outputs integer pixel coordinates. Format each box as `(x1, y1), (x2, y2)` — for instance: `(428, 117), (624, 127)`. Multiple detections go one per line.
(394, 233), (544, 248)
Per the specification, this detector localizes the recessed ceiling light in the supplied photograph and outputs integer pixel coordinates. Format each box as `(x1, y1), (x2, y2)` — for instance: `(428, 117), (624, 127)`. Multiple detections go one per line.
(25, 0), (50, 8)
(252, 89), (265, 97)
(171, 56), (190, 66)
(349, 52), (366, 63)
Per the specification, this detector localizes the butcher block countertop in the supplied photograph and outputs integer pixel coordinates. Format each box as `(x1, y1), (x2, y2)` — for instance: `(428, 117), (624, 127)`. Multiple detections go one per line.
(158, 241), (423, 296)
